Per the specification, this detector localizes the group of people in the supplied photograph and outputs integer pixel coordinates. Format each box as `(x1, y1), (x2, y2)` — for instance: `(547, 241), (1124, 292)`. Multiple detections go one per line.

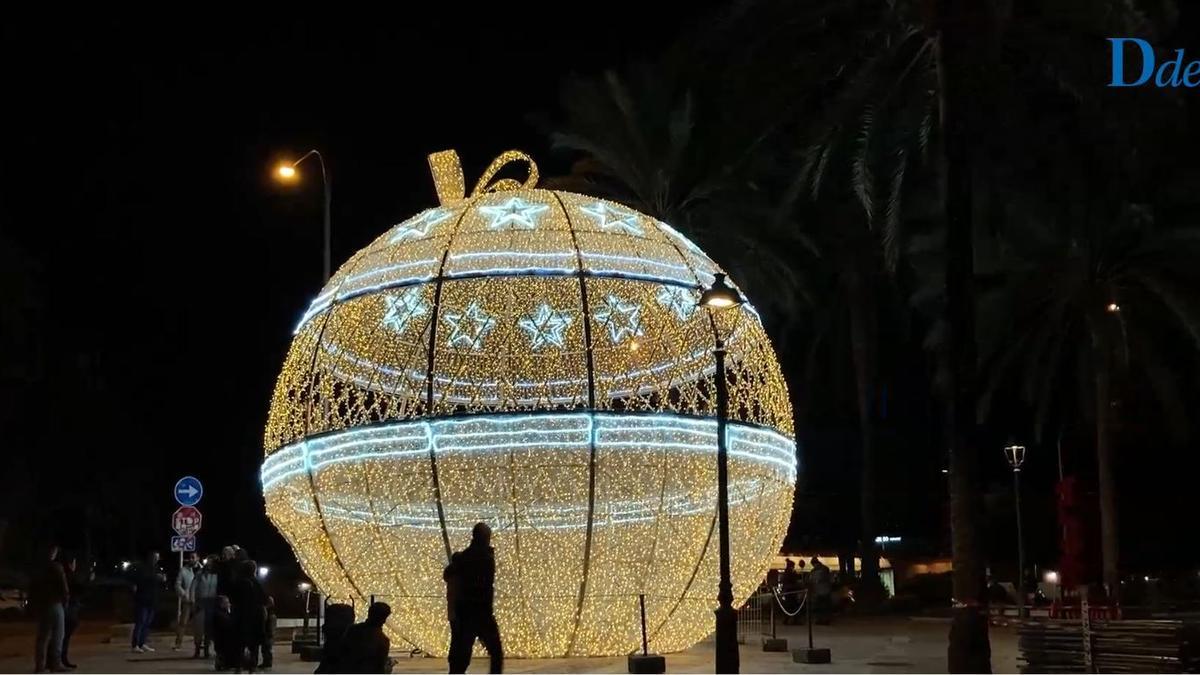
(31, 545), (88, 673)
(31, 542), (275, 673)
(30, 525), (507, 674)
(775, 556), (835, 624)
(317, 522), (505, 674)
(159, 545), (277, 672)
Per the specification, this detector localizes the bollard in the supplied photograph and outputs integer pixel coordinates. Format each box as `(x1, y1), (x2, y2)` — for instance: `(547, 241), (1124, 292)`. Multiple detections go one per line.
(792, 590), (830, 664)
(627, 593), (666, 674)
(762, 589), (788, 652)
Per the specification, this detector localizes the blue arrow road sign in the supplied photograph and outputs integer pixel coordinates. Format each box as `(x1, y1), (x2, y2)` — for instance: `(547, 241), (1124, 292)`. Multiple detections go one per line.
(174, 476), (203, 506)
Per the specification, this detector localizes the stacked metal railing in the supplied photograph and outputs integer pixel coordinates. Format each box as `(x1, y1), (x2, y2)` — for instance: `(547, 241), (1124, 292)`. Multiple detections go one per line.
(1017, 619), (1199, 673)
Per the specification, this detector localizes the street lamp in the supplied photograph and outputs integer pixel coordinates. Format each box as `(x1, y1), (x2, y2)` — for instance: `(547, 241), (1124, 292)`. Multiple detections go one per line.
(257, 565), (271, 580)
(1004, 443), (1028, 618)
(274, 149), (332, 282)
(298, 581), (313, 633)
(699, 272), (745, 674)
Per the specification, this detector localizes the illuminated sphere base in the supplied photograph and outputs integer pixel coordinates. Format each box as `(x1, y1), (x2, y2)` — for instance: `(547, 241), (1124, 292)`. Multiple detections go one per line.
(262, 150), (797, 657)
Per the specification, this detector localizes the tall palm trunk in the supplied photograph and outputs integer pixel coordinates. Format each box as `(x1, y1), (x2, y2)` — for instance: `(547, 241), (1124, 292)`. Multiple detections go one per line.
(1094, 346), (1119, 595)
(847, 271), (882, 594)
(936, 0), (992, 670)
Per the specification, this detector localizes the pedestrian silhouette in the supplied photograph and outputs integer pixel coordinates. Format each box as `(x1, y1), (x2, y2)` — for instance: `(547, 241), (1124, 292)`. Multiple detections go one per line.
(444, 522), (504, 674)
(32, 543), (68, 673)
(212, 595), (237, 671)
(59, 554), (88, 670)
(314, 603), (356, 673)
(129, 551), (165, 654)
(327, 601), (393, 673)
(231, 559), (268, 672)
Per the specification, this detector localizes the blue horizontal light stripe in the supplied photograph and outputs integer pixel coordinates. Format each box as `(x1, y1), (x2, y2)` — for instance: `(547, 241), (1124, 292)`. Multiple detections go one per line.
(262, 412), (795, 489)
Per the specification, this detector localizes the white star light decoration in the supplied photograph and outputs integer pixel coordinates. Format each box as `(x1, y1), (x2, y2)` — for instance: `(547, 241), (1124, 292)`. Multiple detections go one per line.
(381, 287), (430, 333)
(593, 293), (645, 345)
(518, 303), (573, 350)
(390, 208), (451, 243)
(580, 201), (643, 236)
(479, 197), (550, 230)
(656, 285), (697, 321)
(442, 301), (497, 350)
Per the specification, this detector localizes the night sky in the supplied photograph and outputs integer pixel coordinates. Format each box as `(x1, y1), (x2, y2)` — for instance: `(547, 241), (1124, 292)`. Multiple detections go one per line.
(4, 5), (1200, 579)
(2, 6), (727, 568)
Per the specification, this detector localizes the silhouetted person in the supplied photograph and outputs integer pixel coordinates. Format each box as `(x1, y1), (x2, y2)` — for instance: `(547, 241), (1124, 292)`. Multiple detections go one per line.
(191, 555), (220, 659)
(780, 559), (801, 624)
(260, 595), (276, 669)
(216, 547), (236, 597)
(315, 603), (356, 674)
(809, 557), (833, 625)
(175, 552), (199, 653)
(32, 544), (68, 673)
(59, 555), (89, 669)
(212, 595), (236, 671)
(444, 522), (503, 674)
(231, 560), (268, 672)
(332, 602), (393, 673)
(130, 551), (165, 653)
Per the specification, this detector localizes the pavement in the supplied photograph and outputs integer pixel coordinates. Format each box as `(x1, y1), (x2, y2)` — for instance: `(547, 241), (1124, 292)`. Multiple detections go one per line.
(0, 617), (1020, 673)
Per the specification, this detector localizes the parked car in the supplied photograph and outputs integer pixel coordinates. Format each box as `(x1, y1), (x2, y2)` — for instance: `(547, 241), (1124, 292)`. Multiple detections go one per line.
(0, 587), (28, 615)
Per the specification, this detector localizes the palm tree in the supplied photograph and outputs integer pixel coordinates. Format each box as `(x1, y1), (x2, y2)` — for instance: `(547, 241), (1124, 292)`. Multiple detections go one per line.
(546, 65), (814, 321)
(977, 208), (1200, 595)
(776, 0), (941, 601)
(785, 0), (1179, 666)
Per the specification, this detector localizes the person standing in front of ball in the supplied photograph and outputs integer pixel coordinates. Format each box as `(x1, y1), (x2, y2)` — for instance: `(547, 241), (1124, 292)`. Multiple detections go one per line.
(444, 522), (504, 674)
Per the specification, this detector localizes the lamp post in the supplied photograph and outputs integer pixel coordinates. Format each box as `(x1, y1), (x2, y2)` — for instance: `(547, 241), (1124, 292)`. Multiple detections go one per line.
(699, 273), (745, 674)
(298, 581), (313, 634)
(1004, 443), (1028, 618)
(274, 149), (332, 282)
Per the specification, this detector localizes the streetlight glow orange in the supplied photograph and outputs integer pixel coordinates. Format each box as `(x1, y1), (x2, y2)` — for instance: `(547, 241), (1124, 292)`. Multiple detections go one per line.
(276, 163), (297, 180)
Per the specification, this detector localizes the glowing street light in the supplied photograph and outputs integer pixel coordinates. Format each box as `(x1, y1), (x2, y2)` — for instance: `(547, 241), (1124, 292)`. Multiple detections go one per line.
(273, 149), (332, 281)
(1005, 443), (1029, 618)
(699, 272), (746, 674)
(257, 565), (270, 580)
(698, 273), (744, 311)
(1106, 302), (1120, 313)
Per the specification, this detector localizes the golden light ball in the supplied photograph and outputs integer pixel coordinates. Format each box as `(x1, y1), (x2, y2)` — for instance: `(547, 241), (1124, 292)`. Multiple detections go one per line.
(261, 150), (796, 657)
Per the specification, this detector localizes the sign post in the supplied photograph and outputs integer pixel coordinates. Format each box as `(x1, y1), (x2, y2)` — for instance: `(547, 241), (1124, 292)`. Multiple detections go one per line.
(172, 476), (204, 633)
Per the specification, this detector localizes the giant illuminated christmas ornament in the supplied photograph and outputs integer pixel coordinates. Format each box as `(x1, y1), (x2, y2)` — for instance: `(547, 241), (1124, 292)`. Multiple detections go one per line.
(262, 150), (797, 657)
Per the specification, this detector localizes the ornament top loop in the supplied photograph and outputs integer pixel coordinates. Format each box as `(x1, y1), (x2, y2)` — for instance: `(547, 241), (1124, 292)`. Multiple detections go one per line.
(471, 150), (540, 196)
(428, 150), (466, 205)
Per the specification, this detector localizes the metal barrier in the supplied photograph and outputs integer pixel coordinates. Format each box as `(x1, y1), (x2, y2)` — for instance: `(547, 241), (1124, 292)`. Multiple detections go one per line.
(1017, 618), (1200, 673)
(737, 584), (807, 644)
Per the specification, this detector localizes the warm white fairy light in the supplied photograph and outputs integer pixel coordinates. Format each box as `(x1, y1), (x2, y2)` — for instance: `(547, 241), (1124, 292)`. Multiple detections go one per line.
(263, 150), (796, 659)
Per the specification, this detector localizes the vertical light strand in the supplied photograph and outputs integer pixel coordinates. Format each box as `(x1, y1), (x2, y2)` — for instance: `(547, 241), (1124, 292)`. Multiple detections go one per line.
(557, 192), (600, 656)
(424, 203), (475, 561)
(300, 249), (374, 607)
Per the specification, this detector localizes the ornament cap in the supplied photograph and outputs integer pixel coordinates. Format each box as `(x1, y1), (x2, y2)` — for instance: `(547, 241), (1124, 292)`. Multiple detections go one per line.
(428, 150), (466, 205)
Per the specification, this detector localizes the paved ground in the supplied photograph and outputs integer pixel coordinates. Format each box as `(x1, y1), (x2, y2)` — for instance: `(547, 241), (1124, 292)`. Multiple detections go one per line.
(0, 617), (1019, 673)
